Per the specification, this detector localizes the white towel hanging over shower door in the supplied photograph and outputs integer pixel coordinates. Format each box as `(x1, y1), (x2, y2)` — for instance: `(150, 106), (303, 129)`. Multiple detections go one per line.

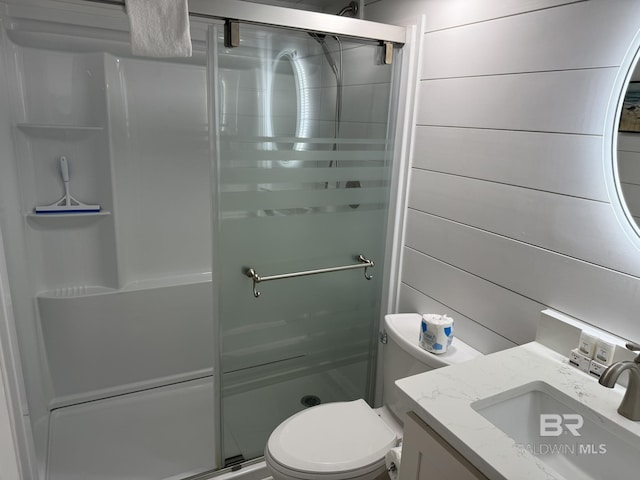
(126, 0), (192, 57)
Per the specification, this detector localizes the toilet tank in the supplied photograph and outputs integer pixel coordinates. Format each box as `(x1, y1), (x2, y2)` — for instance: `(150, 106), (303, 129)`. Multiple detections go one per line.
(382, 313), (482, 422)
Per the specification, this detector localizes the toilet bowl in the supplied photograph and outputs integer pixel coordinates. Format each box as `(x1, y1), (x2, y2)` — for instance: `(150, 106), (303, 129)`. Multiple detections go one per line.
(264, 313), (483, 480)
(265, 399), (396, 480)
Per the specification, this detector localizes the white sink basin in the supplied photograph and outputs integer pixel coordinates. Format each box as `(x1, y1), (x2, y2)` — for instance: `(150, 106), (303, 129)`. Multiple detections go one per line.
(471, 381), (640, 480)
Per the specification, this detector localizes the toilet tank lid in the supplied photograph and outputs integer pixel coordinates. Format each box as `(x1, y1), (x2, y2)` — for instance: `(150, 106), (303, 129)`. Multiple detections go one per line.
(384, 313), (483, 367)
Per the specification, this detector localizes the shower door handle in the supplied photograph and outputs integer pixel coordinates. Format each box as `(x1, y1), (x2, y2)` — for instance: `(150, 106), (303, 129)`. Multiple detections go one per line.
(245, 254), (374, 298)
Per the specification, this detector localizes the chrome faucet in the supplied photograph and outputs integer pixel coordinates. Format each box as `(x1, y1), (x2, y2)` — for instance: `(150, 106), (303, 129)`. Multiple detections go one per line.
(599, 342), (640, 421)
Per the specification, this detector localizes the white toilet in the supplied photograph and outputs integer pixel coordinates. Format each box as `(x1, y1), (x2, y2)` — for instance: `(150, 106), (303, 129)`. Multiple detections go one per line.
(264, 313), (483, 480)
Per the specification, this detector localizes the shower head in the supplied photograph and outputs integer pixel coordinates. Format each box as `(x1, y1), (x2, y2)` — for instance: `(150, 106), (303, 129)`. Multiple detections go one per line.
(307, 32), (339, 77)
(337, 1), (359, 17)
(308, 32), (326, 43)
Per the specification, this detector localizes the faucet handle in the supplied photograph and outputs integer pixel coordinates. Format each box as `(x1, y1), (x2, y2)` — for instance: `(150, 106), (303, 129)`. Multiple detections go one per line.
(627, 342), (640, 363)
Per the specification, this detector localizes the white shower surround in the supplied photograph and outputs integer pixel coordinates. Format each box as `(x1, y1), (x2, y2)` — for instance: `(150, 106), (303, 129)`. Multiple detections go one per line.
(0, 1), (409, 479)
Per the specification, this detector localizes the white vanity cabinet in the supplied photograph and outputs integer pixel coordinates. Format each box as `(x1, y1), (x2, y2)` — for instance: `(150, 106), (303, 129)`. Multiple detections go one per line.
(400, 411), (488, 480)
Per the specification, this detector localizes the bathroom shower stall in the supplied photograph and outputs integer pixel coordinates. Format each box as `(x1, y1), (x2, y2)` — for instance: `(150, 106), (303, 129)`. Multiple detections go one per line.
(0, 1), (405, 479)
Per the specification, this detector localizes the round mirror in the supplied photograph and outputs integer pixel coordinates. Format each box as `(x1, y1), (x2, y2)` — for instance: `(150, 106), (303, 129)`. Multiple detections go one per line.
(615, 48), (640, 237)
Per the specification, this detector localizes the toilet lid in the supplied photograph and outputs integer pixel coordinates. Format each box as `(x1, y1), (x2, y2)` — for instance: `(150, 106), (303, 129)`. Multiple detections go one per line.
(267, 399), (397, 473)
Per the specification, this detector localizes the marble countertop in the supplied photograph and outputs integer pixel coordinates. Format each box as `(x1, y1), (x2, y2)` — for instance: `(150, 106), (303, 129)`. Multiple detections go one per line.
(395, 341), (640, 480)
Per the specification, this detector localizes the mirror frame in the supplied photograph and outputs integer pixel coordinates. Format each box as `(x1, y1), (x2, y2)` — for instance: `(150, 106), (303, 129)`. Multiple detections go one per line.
(607, 28), (640, 246)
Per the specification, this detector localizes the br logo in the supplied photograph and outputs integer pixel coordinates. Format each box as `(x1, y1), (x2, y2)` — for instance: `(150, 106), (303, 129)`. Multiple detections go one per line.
(539, 414), (583, 437)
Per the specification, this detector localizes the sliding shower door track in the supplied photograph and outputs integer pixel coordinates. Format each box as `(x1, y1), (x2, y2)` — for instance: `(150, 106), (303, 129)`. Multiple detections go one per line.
(79, 0), (406, 44)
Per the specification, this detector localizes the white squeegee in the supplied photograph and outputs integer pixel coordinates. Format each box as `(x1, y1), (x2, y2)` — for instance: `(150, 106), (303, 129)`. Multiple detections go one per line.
(34, 156), (101, 214)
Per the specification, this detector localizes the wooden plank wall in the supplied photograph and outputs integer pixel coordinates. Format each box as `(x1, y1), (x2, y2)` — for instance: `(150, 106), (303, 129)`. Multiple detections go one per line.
(366, 0), (640, 353)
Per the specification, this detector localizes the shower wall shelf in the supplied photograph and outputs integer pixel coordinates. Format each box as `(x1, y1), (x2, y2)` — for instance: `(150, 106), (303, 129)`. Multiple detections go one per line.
(16, 123), (104, 139)
(26, 211), (111, 220)
(35, 272), (212, 299)
(245, 254), (374, 298)
(37, 285), (116, 299)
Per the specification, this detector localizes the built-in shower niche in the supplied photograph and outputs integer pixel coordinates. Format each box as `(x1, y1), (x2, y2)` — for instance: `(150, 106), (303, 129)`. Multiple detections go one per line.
(12, 47), (118, 292)
(20, 124), (117, 291)
(13, 44), (212, 293)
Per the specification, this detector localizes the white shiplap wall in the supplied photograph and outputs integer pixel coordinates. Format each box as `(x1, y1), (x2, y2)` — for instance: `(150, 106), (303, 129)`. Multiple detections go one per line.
(367, 0), (640, 353)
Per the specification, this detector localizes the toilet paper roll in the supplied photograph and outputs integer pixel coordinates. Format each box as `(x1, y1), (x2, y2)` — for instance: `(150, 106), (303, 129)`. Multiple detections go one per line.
(385, 446), (402, 480)
(419, 314), (454, 354)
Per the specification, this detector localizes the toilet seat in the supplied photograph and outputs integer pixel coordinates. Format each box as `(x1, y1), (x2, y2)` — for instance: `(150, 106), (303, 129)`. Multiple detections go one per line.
(265, 399), (397, 480)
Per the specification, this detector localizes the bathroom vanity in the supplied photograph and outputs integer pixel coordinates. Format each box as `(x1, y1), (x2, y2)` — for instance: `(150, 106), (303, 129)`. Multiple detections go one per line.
(396, 310), (640, 480)
(401, 411), (487, 479)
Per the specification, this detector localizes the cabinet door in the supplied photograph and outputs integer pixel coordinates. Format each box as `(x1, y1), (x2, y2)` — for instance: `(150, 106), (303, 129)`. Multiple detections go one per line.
(400, 411), (488, 480)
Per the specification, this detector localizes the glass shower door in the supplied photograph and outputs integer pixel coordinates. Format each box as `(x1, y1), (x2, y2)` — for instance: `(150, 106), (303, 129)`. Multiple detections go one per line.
(210, 23), (399, 465)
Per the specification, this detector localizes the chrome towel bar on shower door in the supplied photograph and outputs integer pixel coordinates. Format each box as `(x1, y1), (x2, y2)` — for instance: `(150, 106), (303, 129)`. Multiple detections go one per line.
(245, 254), (374, 298)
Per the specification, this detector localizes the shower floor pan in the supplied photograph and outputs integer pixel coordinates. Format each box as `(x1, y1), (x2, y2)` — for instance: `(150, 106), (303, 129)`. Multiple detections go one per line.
(46, 370), (357, 480)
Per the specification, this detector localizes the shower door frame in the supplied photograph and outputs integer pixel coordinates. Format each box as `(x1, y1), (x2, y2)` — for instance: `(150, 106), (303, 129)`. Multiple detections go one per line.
(200, 3), (407, 472)
(208, 17), (406, 473)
